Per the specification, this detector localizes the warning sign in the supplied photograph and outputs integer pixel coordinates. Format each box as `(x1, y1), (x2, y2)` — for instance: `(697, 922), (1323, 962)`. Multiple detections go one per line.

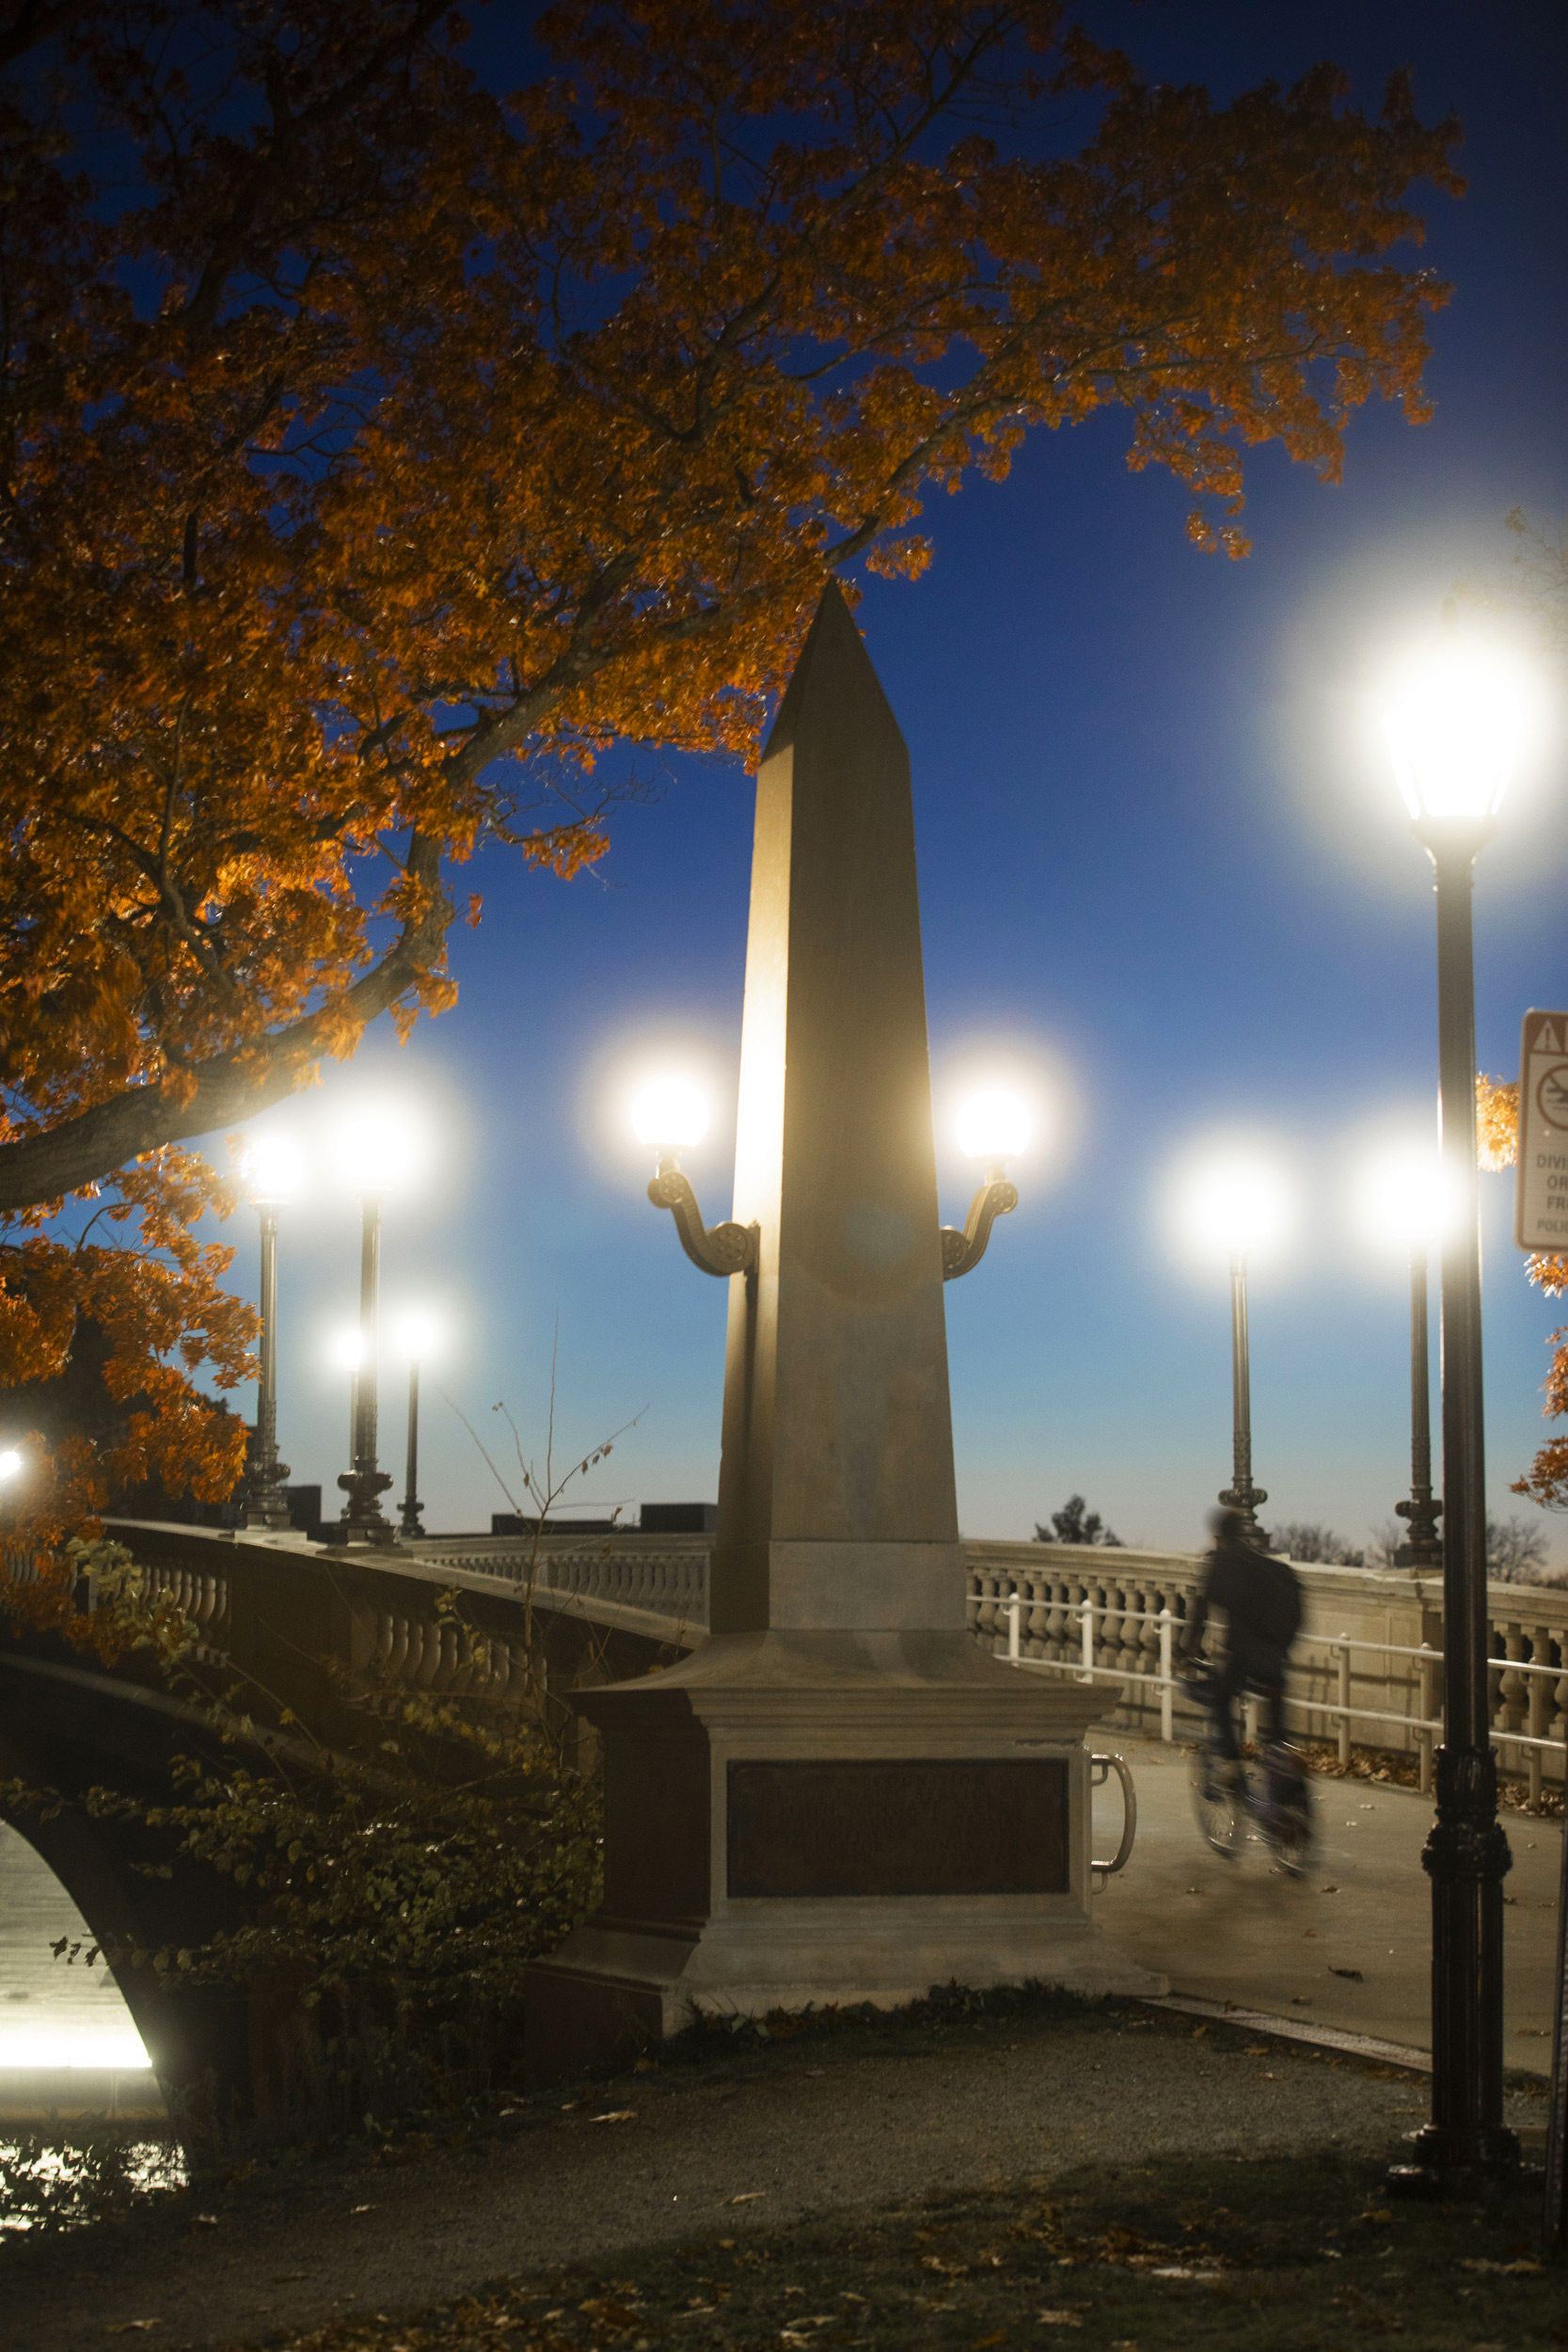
(1515, 1009), (1568, 1252)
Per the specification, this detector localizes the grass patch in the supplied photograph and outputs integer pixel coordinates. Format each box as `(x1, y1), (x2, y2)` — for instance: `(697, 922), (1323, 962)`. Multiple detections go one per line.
(248, 2152), (1565, 2350)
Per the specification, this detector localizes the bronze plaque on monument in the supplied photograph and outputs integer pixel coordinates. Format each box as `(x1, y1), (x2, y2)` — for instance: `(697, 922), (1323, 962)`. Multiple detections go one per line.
(726, 1758), (1068, 1899)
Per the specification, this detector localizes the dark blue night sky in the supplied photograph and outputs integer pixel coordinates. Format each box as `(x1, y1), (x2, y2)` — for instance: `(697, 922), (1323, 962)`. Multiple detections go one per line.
(243, 1), (1568, 1559)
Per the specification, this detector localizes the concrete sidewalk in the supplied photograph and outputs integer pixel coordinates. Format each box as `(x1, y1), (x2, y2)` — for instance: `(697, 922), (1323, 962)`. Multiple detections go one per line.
(1089, 1733), (1562, 2056)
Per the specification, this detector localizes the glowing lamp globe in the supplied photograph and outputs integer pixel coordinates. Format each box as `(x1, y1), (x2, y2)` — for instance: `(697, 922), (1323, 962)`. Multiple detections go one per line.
(1190, 1161), (1291, 1257)
(329, 1330), (364, 1373)
(956, 1089), (1031, 1164)
(0, 1448), (22, 1483)
(1382, 641), (1530, 829)
(630, 1075), (709, 1152)
(1360, 1150), (1452, 1249)
(243, 1136), (303, 1206)
(395, 1316), (435, 1360)
(336, 1111), (412, 1195)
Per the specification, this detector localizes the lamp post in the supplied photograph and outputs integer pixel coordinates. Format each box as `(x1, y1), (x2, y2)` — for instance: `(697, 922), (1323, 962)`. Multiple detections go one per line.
(239, 1138), (301, 1532)
(1367, 1153), (1448, 1572)
(330, 1329), (362, 1493)
(394, 1318), (434, 1540)
(1380, 634), (1528, 2196)
(1395, 1240), (1444, 1569)
(331, 1114), (407, 1548)
(1188, 1159), (1290, 1544)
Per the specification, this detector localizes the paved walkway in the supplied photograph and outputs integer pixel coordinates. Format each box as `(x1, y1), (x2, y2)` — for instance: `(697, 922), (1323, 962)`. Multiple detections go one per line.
(1089, 1735), (1562, 2056)
(6, 1997), (1546, 2352)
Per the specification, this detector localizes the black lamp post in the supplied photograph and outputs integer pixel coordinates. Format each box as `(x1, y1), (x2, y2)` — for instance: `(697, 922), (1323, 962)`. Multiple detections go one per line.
(1396, 1236), (1444, 1570)
(1381, 637), (1524, 2196)
(331, 1117), (405, 1549)
(1218, 1249), (1268, 1541)
(240, 1138), (299, 1532)
(395, 1318), (433, 1540)
(1191, 1161), (1287, 1545)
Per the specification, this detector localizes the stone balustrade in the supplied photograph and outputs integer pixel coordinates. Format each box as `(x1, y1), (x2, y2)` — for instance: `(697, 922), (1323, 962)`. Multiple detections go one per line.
(965, 1540), (1568, 1800)
(411, 1533), (708, 1640)
(76, 1522), (1568, 1796)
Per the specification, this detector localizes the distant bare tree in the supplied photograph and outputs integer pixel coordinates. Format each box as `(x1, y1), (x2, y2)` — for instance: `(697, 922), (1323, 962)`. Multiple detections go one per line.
(1364, 1519), (1406, 1570)
(1270, 1521), (1365, 1567)
(1485, 1515), (1564, 1585)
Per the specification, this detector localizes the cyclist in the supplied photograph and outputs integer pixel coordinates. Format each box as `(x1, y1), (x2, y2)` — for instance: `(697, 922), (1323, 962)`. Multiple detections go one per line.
(1179, 1508), (1303, 1773)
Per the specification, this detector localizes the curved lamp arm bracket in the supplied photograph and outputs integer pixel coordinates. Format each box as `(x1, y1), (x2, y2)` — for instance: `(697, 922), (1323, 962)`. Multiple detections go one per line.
(648, 1167), (759, 1278)
(941, 1173), (1019, 1281)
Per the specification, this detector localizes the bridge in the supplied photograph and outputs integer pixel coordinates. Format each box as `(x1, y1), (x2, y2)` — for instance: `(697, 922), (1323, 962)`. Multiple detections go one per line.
(0, 1518), (1561, 2125)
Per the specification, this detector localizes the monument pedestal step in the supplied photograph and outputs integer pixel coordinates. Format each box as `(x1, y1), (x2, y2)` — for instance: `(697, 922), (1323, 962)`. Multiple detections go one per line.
(523, 1633), (1168, 2078)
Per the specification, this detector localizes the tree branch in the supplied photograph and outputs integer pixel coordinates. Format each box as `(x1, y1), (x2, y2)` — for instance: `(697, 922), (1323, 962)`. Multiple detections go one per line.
(0, 835), (451, 1214)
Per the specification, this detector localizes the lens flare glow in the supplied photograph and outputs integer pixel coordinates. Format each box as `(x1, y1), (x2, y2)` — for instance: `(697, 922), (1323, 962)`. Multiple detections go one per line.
(394, 1317), (435, 1359)
(1183, 1156), (1292, 1257)
(336, 1110), (413, 1194)
(630, 1075), (709, 1150)
(956, 1089), (1032, 1163)
(1381, 639), (1536, 826)
(329, 1330), (363, 1372)
(0, 2027), (150, 2070)
(1357, 1148), (1455, 1248)
(0, 1449), (22, 1483)
(242, 1136), (303, 1204)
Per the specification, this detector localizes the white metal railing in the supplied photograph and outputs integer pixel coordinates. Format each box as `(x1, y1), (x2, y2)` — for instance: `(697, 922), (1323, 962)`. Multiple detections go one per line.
(991, 1590), (1568, 1809)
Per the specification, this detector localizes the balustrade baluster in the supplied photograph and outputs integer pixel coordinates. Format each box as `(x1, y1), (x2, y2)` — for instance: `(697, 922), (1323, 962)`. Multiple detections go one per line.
(1500, 1623), (1528, 1738)
(1528, 1627), (1548, 1811)
(1043, 1581), (1068, 1663)
(976, 1573), (1000, 1645)
(1093, 1583), (1117, 1673)
(1023, 1572), (1049, 1660)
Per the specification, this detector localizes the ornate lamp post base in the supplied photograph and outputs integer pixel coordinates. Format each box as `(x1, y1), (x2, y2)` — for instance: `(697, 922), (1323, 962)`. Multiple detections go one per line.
(1388, 1744), (1521, 2198)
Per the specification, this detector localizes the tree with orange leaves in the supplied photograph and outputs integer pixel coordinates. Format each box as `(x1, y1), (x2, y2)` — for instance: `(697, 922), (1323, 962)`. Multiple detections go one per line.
(1, 0), (1462, 1542)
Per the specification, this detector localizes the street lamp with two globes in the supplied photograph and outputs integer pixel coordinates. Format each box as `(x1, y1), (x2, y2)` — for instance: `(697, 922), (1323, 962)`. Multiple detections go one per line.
(630, 1073), (1031, 1281)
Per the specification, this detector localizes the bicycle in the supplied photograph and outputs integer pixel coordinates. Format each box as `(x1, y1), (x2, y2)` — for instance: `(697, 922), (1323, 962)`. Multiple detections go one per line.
(1183, 1663), (1315, 1878)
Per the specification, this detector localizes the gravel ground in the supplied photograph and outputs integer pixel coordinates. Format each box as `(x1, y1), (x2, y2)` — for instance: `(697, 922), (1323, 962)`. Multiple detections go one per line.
(3, 1995), (1547, 2352)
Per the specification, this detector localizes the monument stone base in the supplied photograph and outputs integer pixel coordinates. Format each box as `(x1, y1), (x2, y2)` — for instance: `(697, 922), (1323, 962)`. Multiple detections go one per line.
(523, 1631), (1167, 2079)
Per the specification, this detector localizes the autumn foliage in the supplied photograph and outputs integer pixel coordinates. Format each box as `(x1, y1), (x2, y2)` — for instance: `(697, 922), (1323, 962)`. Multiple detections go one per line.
(0, 1), (1462, 1546)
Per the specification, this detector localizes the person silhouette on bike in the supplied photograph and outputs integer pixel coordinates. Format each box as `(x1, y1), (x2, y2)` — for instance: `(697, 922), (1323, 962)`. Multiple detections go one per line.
(1179, 1508), (1303, 1773)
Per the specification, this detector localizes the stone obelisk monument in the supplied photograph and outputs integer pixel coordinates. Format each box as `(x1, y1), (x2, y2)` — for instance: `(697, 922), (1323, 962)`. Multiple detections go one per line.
(525, 586), (1157, 2070)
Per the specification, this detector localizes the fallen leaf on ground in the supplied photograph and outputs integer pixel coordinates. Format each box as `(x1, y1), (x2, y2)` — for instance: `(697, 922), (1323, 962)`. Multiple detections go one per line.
(728, 2191), (767, 2204)
(591, 2109), (637, 2124)
(1036, 2315), (1083, 2329)
(103, 2328), (161, 2337)
(1329, 1967), (1364, 1980)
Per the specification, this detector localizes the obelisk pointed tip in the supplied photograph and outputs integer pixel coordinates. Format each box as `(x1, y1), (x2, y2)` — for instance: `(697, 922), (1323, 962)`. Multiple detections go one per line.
(762, 577), (904, 767)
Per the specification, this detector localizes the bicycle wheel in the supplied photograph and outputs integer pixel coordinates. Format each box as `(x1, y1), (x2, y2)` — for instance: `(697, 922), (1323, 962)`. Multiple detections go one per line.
(1262, 1756), (1315, 1878)
(1188, 1749), (1243, 1859)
